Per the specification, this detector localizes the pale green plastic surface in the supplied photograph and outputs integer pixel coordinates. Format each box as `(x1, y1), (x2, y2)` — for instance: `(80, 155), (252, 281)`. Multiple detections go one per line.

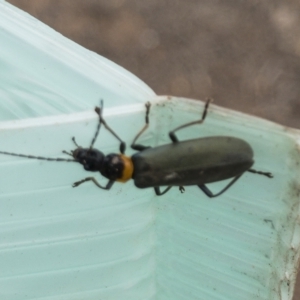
(0, 1), (154, 120)
(0, 1), (300, 300)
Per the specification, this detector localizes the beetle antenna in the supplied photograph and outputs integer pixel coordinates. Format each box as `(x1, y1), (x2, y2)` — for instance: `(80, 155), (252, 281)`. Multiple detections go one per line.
(89, 99), (103, 150)
(0, 151), (76, 162)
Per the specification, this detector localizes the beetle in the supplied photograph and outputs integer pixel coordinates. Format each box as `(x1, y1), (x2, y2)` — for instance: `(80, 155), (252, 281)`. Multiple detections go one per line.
(0, 99), (272, 197)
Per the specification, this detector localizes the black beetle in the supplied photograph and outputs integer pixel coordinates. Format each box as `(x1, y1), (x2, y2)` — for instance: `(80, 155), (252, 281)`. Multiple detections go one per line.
(0, 99), (272, 197)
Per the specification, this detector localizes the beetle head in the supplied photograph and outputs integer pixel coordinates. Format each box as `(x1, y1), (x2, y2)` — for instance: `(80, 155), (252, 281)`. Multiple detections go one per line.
(72, 148), (105, 172)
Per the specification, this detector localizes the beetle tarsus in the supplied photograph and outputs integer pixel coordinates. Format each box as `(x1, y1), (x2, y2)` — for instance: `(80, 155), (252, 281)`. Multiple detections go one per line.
(179, 186), (185, 193)
(145, 102), (151, 124)
(73, 177), (114, 190)
(198, 175), (241, 198)
(154, 186), (172, 196)
(248, 169), (273, 178)
(89, 106), (102, 150)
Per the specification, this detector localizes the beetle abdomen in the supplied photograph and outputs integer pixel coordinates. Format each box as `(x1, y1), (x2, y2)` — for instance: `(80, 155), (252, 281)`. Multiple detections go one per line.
(132, 136), (254, 188)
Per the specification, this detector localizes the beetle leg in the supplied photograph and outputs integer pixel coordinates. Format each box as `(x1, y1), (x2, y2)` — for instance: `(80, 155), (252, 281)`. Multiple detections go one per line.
(131, 102), (152, 151)
(248, 168), (273, 178)
(169, 98), (212, 143)
(198, 175), (241, 198)
(154, 186), (172, 196)
(94, 100), (126, 154)
(72, 177), (114, 190)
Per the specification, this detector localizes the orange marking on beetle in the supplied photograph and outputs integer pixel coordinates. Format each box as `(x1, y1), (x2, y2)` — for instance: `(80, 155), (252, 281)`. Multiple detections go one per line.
(117, 155), (134, 182)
